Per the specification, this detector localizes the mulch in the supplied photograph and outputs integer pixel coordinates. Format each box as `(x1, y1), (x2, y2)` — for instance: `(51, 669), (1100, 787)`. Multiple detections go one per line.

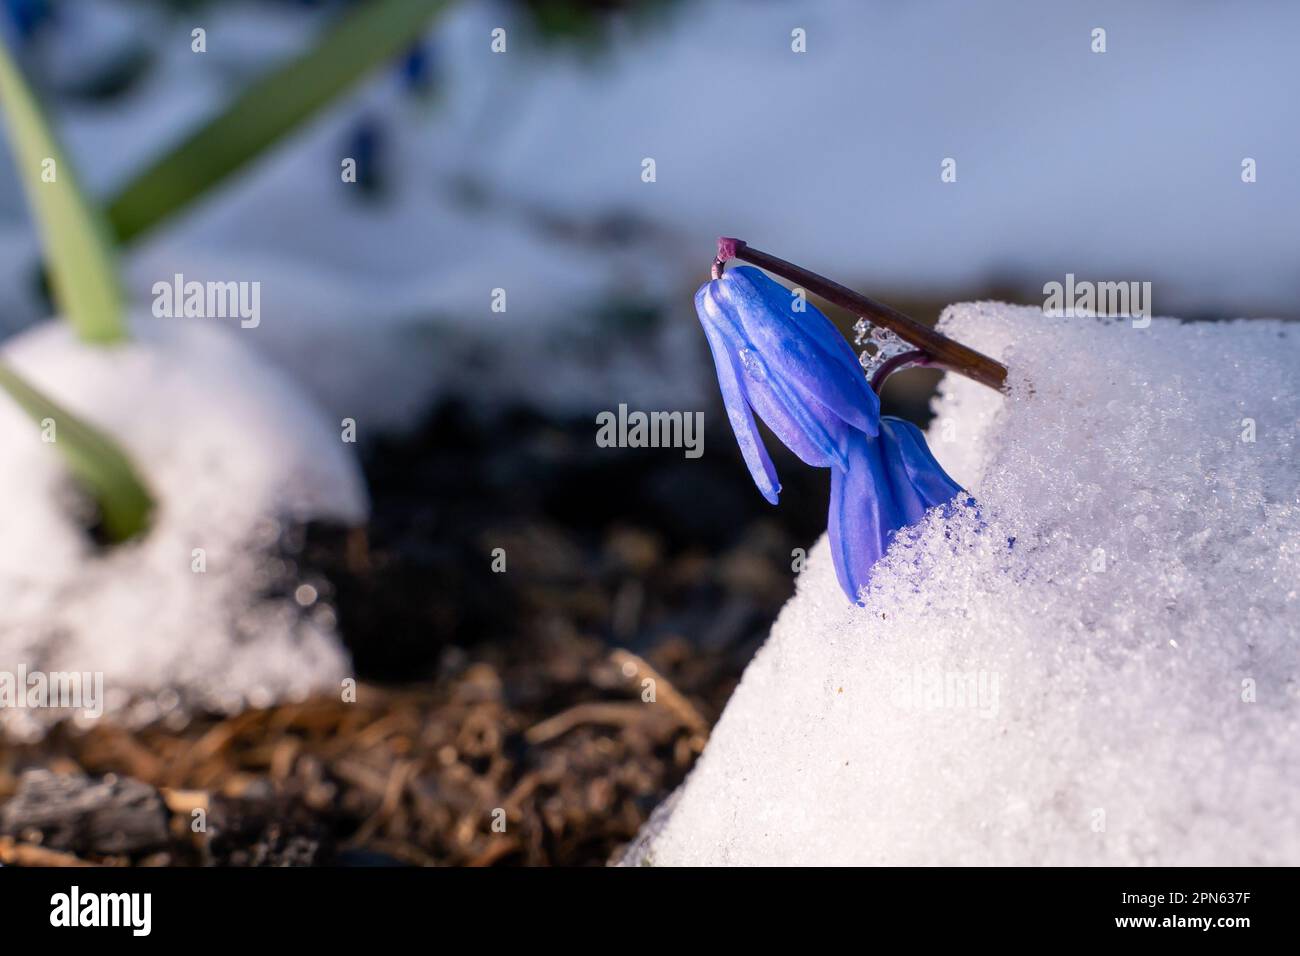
(0, 632), (738, 867)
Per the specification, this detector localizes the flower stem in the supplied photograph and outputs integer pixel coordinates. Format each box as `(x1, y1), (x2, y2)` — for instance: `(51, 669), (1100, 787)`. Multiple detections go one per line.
(716, 238), (1008, 392)
(869, 349), (931, 393)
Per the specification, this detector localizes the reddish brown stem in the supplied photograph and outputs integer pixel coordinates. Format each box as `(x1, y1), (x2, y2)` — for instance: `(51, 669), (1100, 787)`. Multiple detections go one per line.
(869, 349), (931, 393)
(716, 238), (1008, 393)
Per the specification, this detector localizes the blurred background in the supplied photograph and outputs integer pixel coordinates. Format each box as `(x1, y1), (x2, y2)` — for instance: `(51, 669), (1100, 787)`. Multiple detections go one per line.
(0, 0), (1295, 866)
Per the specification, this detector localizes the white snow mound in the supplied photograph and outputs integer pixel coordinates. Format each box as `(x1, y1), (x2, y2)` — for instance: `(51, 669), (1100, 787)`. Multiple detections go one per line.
(0, 317), (367, 735)
(625, 304), (1300, 866)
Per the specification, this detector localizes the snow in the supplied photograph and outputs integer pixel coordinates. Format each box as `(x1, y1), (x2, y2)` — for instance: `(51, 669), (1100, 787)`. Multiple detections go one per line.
(0, 0), (704, 429)
(444, 0), (1300, 316)
(623, 305), (1300, 866)
(0, 316), (367, 737)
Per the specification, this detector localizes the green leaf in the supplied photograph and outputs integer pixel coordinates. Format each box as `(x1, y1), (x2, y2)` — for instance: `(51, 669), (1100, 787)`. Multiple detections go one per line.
(107, 0), (452, 244)
(0, 40), (127, 344)
(0, 362), (153, 543)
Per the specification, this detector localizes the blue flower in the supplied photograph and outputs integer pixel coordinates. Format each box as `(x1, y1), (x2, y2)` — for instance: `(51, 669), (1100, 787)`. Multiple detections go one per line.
(695, 265), (966, 604)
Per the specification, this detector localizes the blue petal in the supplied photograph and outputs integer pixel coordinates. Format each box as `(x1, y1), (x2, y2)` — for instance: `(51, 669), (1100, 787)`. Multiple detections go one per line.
(827, 421), (968, 604)
(742, 348), (850, 471)
(828, 431), (897, 604)
(742, 369), (839, 469)
(877, 422), (932, 528)
(698, 280), (846, 470)
(723, 266), (880, 438)
(697, 304), (781, 505)
(880, 417), (965, 508)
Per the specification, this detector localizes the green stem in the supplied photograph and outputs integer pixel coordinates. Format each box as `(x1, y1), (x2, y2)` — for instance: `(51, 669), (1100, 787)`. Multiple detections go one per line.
(0, 362), (153, 543)
(107, 0), (453, 244)
(0, 38), (127, 344)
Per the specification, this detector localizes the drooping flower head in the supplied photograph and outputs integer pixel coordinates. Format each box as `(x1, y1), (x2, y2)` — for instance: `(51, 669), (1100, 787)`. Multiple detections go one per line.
(695, 265), (880, 502)
(695, 264), (966, 604)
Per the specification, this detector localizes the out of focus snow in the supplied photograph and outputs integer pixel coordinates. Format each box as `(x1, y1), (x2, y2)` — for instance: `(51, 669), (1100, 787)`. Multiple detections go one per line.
(2, 0), (1298, 427)
(0, 317), (366, 736)
(624, 306), (1300, 865)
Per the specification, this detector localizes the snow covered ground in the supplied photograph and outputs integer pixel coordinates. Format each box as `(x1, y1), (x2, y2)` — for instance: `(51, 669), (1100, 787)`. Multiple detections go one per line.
(624, 305), (1300, 865)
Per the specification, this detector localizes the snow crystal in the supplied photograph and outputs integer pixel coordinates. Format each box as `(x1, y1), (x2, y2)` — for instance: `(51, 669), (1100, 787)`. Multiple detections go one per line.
(0, 316), (367, 736)
(624, 305), (1300, 865)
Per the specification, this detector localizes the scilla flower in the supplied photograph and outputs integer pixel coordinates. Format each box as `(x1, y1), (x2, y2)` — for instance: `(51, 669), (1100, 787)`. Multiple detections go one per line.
(696, 264), (966, 604)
